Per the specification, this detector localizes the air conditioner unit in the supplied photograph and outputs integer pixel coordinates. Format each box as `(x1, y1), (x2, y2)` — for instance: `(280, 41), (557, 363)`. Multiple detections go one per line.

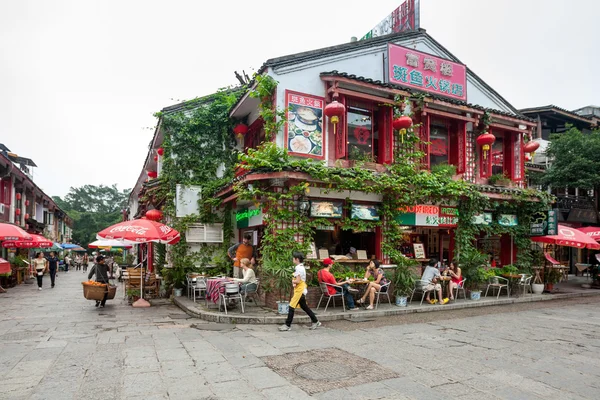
(186, 223), (223, 243)
(0, 203), (4, 214)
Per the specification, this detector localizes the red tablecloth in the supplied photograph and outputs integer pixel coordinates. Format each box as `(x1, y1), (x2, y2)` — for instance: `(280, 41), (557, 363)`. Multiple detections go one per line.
(206, 278), (228, 304)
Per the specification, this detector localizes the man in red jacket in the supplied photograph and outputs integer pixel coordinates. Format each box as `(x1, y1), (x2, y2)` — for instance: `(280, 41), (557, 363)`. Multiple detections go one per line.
(317, 258), (358, 311)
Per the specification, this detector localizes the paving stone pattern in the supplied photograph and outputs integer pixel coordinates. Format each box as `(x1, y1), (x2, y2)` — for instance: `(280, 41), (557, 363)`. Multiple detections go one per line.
(1, 270), (600, 399)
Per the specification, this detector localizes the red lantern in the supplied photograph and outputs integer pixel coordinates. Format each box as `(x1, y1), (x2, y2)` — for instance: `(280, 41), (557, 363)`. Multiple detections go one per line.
(392, 116), (413, 143)
(145, 209), (163, 221)
(233, 124), (249, 140)
(523, 140), (540, 159)
(15, 193), (21, 200)
(25, 213), (29, 220)
(153, 156), (158, 162)
(147, 171), (158, 179)
(25, 200), (30, 206)
(15, 209), (21, 216)
(324, 100), (346, 135)
(476, 132), (496, 160)
(157, 148), (164, 156)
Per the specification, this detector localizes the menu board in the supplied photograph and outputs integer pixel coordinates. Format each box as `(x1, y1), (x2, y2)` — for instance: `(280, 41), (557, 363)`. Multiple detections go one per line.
(310, 200), (343, 218)
(351, 204), (380, 221)
(413, 243), (426, 259)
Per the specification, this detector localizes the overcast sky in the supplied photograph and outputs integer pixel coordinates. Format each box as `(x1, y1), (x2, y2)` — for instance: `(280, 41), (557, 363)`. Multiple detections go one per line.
(1, 0), (598, 198)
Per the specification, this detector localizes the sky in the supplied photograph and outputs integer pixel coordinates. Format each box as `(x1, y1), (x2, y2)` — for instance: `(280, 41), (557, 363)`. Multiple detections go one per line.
(1, 0), (598, 198)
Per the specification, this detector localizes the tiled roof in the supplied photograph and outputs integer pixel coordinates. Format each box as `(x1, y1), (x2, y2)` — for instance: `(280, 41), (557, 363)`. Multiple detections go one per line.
(519, 105), (594, 124)
(161, 87), (243, 114)
(475, 184), (530, 196)
(320, 71), (536, 123)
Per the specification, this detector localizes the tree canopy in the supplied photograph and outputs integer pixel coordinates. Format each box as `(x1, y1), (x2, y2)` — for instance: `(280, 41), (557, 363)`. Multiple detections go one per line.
(542, 127), (600, 189)
(53, 184), (130, 248)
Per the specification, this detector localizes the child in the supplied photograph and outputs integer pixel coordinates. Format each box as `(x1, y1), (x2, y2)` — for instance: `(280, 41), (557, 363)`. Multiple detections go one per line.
(279, 252), (320, 331)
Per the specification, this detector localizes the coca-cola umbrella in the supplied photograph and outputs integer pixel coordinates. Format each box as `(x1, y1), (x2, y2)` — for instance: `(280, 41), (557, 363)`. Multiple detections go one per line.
(2, 233), (53, 249)
(96, 219), (180, 307)
(88, 239), (133, 249)
(576, 226), (600, 242)
(0, 223), (32, 241)
(531, 224), (600, 250)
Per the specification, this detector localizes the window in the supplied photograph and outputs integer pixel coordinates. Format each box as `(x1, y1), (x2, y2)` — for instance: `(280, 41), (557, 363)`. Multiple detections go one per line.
(429, 122), (449, 167)
(491, 136), (504, 175)
(346, 106), (378, 162)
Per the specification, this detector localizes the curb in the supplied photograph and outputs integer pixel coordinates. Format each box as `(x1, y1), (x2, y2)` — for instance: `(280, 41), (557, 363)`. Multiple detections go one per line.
(174, 289), (600, 325)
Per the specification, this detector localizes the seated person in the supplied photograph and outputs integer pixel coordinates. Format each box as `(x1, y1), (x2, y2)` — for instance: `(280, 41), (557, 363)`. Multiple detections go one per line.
(357, 260), (388, 310)
(317, 258), (358, 311)
(229, 258), (257, 294)
(444, 259), (462, 301)
(422, 258), (449, 305)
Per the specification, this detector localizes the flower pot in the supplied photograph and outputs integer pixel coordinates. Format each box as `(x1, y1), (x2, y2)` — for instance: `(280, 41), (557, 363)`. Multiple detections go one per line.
(531, 283), (544, 294)
(545, 283), (554, 293)
(173, 288), (183, 297)
(395, 295), (408, 307)
(470, 290), (481, 301)
(276, 300), (289, 315)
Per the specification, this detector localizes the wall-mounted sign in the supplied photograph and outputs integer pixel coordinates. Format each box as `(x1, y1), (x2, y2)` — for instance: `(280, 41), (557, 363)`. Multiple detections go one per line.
(310, 201), (343, 218)
(387, 43), (467, 101)
(530, 209), (558, 236)
(498, 214), (518, 227)
(413, 243), (426, 259)
(351, 204), (380, 221)
(472, 213), (492, 226)
(396, 205), (458, 227)
(236, 208), (262, 229)
(284, 90), (325, 160)
(360, 0), (420, 40)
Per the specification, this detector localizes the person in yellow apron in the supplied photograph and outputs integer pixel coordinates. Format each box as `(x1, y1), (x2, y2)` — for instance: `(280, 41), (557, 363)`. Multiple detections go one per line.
(279, 252), (320, 331)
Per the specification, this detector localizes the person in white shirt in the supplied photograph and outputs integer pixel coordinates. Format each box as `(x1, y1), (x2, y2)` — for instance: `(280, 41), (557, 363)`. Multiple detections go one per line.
(230, 258), (257, 294)
(279, 252), (320, 331)
(421, 258), (448, 305)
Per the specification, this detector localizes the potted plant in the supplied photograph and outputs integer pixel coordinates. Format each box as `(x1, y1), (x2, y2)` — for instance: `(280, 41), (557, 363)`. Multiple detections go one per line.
(457, 249), (489, 300)
(488, 173), (511, 187)
(543, 267), (562, 293)
(391, 257), (419, 306)
(531, 272), (544, 294)
(262, 256), (293, 314)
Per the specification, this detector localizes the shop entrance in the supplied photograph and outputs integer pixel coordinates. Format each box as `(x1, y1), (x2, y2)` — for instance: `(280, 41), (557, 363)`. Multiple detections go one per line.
(313, 227), (377, 260)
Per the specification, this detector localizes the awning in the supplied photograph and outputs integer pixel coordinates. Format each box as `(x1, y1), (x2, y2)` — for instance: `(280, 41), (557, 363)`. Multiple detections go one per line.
(531, 224), (600, 250)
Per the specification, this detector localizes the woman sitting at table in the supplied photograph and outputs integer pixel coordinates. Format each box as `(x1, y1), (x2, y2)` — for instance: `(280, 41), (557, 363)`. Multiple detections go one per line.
(357, 260), (388, 310)
(230, 258), (257, 294)
(445, 260), (462, 301)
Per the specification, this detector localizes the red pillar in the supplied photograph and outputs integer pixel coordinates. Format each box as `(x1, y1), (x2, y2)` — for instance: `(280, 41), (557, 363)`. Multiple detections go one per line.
(147, 242), (153, 273)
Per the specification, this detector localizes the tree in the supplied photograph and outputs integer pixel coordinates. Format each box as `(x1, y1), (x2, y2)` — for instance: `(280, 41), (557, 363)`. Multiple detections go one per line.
(54, 184), (130, 248)
(542, 127), (600, 190)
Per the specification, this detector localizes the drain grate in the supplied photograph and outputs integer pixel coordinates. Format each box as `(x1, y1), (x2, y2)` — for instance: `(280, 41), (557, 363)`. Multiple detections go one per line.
(294, 361), (356, 381)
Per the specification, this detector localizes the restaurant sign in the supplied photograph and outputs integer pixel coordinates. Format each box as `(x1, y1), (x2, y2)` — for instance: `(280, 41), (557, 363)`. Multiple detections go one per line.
(498, 214), (518, 227)
(387, 44), (468, 101)
(472, 213), (493, 226)
(236, 208), (261, 229)
(396, 205), (458, 227)
(530, 209), (558, 236)
(360, 0), (420, 40)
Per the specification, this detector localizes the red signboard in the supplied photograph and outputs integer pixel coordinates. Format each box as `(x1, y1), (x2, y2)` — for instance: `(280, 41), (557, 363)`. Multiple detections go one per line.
(360, 0), (419, 40)
(284, 90), (325, 160)
(387, 44), (468, 101)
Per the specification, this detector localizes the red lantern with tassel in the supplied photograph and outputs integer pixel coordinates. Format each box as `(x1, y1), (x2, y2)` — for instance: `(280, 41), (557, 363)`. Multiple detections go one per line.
(393, 116), (413, 143)
(15, 209), (21, 216)
(147, 170), (158, 179)
(476, 132), (496, 160)
(157, 147), (164, 156)
(233, 124), (248, 140)
(25, 200), (30, 206)
(25, 213), (29, 220)
(145, 209), (163, 221)
(153, 156), (158, 162)
(324, 100), (346, 135)
(16, 193), (21, 200)
(523, 140), (540, 159)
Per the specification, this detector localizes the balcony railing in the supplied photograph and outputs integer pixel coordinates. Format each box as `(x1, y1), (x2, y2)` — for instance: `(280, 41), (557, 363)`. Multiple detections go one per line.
(556, 194), (596, 212)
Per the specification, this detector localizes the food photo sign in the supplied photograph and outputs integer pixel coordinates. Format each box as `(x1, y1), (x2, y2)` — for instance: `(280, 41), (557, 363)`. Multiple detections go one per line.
(285, 90), (325, 159)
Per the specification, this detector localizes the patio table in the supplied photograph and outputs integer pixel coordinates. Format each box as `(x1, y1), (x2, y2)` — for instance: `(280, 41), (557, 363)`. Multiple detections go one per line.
(206, 278), (228, 304)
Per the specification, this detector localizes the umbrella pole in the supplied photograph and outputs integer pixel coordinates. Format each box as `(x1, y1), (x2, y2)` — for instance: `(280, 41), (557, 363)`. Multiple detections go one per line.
(132, 257), (150, 308)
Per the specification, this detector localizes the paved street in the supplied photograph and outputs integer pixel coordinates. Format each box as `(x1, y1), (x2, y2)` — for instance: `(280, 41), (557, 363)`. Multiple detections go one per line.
(1, 271), (600, 400)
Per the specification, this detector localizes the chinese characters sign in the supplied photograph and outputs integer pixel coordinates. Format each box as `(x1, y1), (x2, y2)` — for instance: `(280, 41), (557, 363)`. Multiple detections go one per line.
(530, 209), (558, 236)
(387, 44), (467, 101)
(396, 205), (458, 227)
(360, 0), (420, 40)
(284, 90), (325, 159)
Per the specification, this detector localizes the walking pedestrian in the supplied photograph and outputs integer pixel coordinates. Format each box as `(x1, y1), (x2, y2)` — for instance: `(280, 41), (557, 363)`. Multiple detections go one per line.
(81, 253), (88, 272)
(64, 253), (71, 273)
(279, 252), (320, 332)
(32, 252), (47, 290)
(46, 252), (59, 288)
(88, 255), (110, 308)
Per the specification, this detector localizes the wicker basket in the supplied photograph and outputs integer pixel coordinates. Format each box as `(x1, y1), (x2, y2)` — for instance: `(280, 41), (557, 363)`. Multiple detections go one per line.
(107, 285), (117, 300)
(82, 282), (107, 301)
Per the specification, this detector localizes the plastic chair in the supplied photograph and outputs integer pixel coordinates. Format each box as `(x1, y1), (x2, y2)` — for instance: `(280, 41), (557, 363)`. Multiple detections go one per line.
(485, 276), (510, 299)
(517, 275), (532, 296)
(410, 279), (436, 305)
(241, 279), (260, 306)
(192, 277), (207, 302)
(316, 282), (345, 312)
(375, 282), (392, 309)
(452, 278), (467, 300)
(219, 282), (244, 315)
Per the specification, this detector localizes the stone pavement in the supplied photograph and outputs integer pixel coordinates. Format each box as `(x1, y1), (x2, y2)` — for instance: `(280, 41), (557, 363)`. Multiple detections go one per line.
(1, 270), (600, 399)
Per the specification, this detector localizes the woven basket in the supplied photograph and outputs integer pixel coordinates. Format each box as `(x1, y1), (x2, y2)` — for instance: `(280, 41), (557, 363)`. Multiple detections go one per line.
(82, 282), (107, 301)
(107, 285), (117, 300)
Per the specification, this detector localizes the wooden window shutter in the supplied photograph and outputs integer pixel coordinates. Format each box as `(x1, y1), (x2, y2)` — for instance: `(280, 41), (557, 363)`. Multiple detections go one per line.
(420, 114), (430, 169)
(457, 121), (466, 174)
(380, 107), (394, 164)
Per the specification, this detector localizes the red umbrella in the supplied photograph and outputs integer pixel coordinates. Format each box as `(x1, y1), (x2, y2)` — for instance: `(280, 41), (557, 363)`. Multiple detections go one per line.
(97, 219), (180, 244)
(2, 233), (53, 249)
(532, 224), (600, 249)
(576, 226), (600, 242)
(0, 223), (32, 241)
